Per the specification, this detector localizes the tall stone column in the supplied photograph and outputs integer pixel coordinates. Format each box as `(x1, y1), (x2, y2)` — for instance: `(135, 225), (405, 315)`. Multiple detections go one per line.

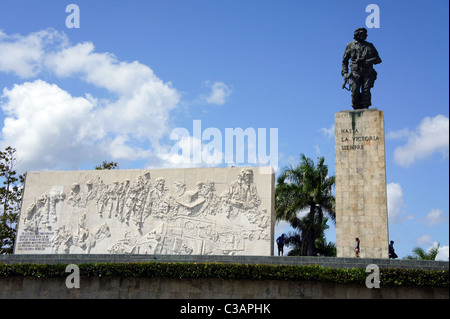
(335, 109), (389, 258)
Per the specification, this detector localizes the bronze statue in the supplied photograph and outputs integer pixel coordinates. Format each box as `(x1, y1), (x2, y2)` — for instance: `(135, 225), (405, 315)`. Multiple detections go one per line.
(342, 28), (382, 109)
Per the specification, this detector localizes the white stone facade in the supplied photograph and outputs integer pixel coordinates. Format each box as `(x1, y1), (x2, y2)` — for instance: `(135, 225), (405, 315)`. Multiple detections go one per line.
(15, 167), (274, 256)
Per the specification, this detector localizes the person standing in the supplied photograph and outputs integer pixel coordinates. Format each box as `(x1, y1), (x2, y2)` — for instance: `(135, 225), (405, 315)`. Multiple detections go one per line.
(276, 234), (286, 256)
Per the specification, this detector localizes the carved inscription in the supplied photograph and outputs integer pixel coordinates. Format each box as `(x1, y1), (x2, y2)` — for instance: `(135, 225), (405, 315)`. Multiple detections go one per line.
(16, 232), (54, 251)
(338, 128), (380, 150)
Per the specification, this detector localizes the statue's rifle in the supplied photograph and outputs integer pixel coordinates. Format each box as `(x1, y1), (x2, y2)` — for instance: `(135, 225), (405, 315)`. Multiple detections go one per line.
(342, 50), (361, 91)
(342, 73), (351, 91)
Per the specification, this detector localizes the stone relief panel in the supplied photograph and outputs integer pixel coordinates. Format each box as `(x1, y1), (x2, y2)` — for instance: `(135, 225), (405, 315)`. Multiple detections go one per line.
(15, 167), (274, 255)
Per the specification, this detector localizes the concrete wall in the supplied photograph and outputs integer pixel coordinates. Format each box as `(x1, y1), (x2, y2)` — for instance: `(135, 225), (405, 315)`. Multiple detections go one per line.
(2, 255), (447, 299)
(1, 276), (448, 299)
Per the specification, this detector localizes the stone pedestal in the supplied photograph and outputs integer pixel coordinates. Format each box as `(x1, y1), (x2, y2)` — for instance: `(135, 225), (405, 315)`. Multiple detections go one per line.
(335, 109), (389, 258)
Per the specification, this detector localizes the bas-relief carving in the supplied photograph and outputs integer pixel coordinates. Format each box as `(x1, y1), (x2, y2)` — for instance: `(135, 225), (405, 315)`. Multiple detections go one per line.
(17, 168), (271, 255)
(23, 186), (65, 234)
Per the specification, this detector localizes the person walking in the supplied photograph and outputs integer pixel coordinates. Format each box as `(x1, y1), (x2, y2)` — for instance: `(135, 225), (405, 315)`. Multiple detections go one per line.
(389, 240), (398, 259)
(354, 237), (360, 258)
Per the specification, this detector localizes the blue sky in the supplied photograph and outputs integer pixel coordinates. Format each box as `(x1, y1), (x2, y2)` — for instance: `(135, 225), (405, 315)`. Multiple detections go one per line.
(0, 0), (448, 259)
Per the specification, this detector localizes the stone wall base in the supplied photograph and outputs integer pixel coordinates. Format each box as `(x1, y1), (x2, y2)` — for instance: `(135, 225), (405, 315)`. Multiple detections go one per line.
(1, 276), (447, 299)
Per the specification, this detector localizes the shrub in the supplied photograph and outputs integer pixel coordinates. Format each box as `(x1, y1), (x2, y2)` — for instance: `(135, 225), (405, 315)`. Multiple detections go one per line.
(0, 262), (448, 288)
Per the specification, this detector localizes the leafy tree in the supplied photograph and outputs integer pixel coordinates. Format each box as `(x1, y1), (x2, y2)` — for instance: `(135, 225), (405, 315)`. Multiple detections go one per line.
(95, 161), (119, 170)
(0, 147), (25, 254)
(276, 154), (335, 256)
(406, 243), (441, 260)
(314, 217), (337, 257)
(283, 218), (337, 257)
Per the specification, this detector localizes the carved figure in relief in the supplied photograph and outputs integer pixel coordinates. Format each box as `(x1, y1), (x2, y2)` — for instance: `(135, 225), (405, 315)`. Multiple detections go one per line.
(179, 242), (194, 254)
(108, 231), (138, 254)
(124, 176), (145, 225)
(107, 181), (120, 218)
(82, 222), (111, 253)
(51, 218), (111, 254)
(23, 188), (65, 233)
(67, 183), (81, 207)
(133, 176), (151, 228)
(142, 231), (163, 254)
(48, 188), (65, 222)
(36, 194), (50, 229)
(108, 222), (167, 254)
(23, 203), (40, 233)
(173, 181), (186, 198)
(115, 179), (129, 220)
(67, 182), (95, 209)
(73, 213), (90, 250)
(96, 182), (108, 218)
(84, 176), (102, 206)
(144, 177), (169, 217)
(221, 168), (261, 219)
(52, 225), (72, 253)
(197, 181), (220, 216)
(98, 181), (119, 218)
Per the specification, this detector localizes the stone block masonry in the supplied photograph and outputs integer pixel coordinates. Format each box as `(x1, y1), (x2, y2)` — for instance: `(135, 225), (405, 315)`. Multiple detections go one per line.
(1, 276), (448, 299)
(335, 109), (389, 258)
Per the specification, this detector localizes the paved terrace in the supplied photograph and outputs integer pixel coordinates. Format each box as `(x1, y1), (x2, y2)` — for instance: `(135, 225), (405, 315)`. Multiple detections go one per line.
(1, 254), (448, 270)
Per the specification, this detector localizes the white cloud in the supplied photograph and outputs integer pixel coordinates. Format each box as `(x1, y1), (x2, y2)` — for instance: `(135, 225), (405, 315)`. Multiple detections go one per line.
(387, 182), (414, 223)
(0, 29), (67, 78)
(314, 145), (321, 155)
(436, 245), (449, 261)
(427, 242), (449, 261)
(204, 81), (232, 105)
(157, 135), (203, 168)
(0, 29), (180, 171)
(412, 240), (449, 261)
(386, 128), (411, 140)
(45, 42), (161, 96)
(156, 133), (225, 169)
(319, 124), (334, 139)
(390, 115), (449, 167)
(1, 80), (97, 170)
(44, 39), (179, 142)
(415, 234), (433, 246)
(425, 208), (447, 226)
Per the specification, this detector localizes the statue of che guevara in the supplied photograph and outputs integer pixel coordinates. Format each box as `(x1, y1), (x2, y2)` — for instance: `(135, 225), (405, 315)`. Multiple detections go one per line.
(342, 27), (382, 109)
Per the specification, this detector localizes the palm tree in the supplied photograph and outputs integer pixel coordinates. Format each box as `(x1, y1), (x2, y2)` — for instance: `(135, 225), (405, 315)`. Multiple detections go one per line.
(406, 243), (440, 260)
(275, 154), (335, 256)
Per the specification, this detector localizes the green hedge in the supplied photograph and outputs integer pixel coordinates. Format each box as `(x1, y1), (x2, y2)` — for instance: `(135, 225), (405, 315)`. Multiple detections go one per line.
(0, 262), (448, 288)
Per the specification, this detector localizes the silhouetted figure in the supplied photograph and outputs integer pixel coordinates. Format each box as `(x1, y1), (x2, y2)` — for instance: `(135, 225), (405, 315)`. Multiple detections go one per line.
(354, 237), (360, 258)
(276, 234), (286, 256)
(389, 240), (398, 259)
